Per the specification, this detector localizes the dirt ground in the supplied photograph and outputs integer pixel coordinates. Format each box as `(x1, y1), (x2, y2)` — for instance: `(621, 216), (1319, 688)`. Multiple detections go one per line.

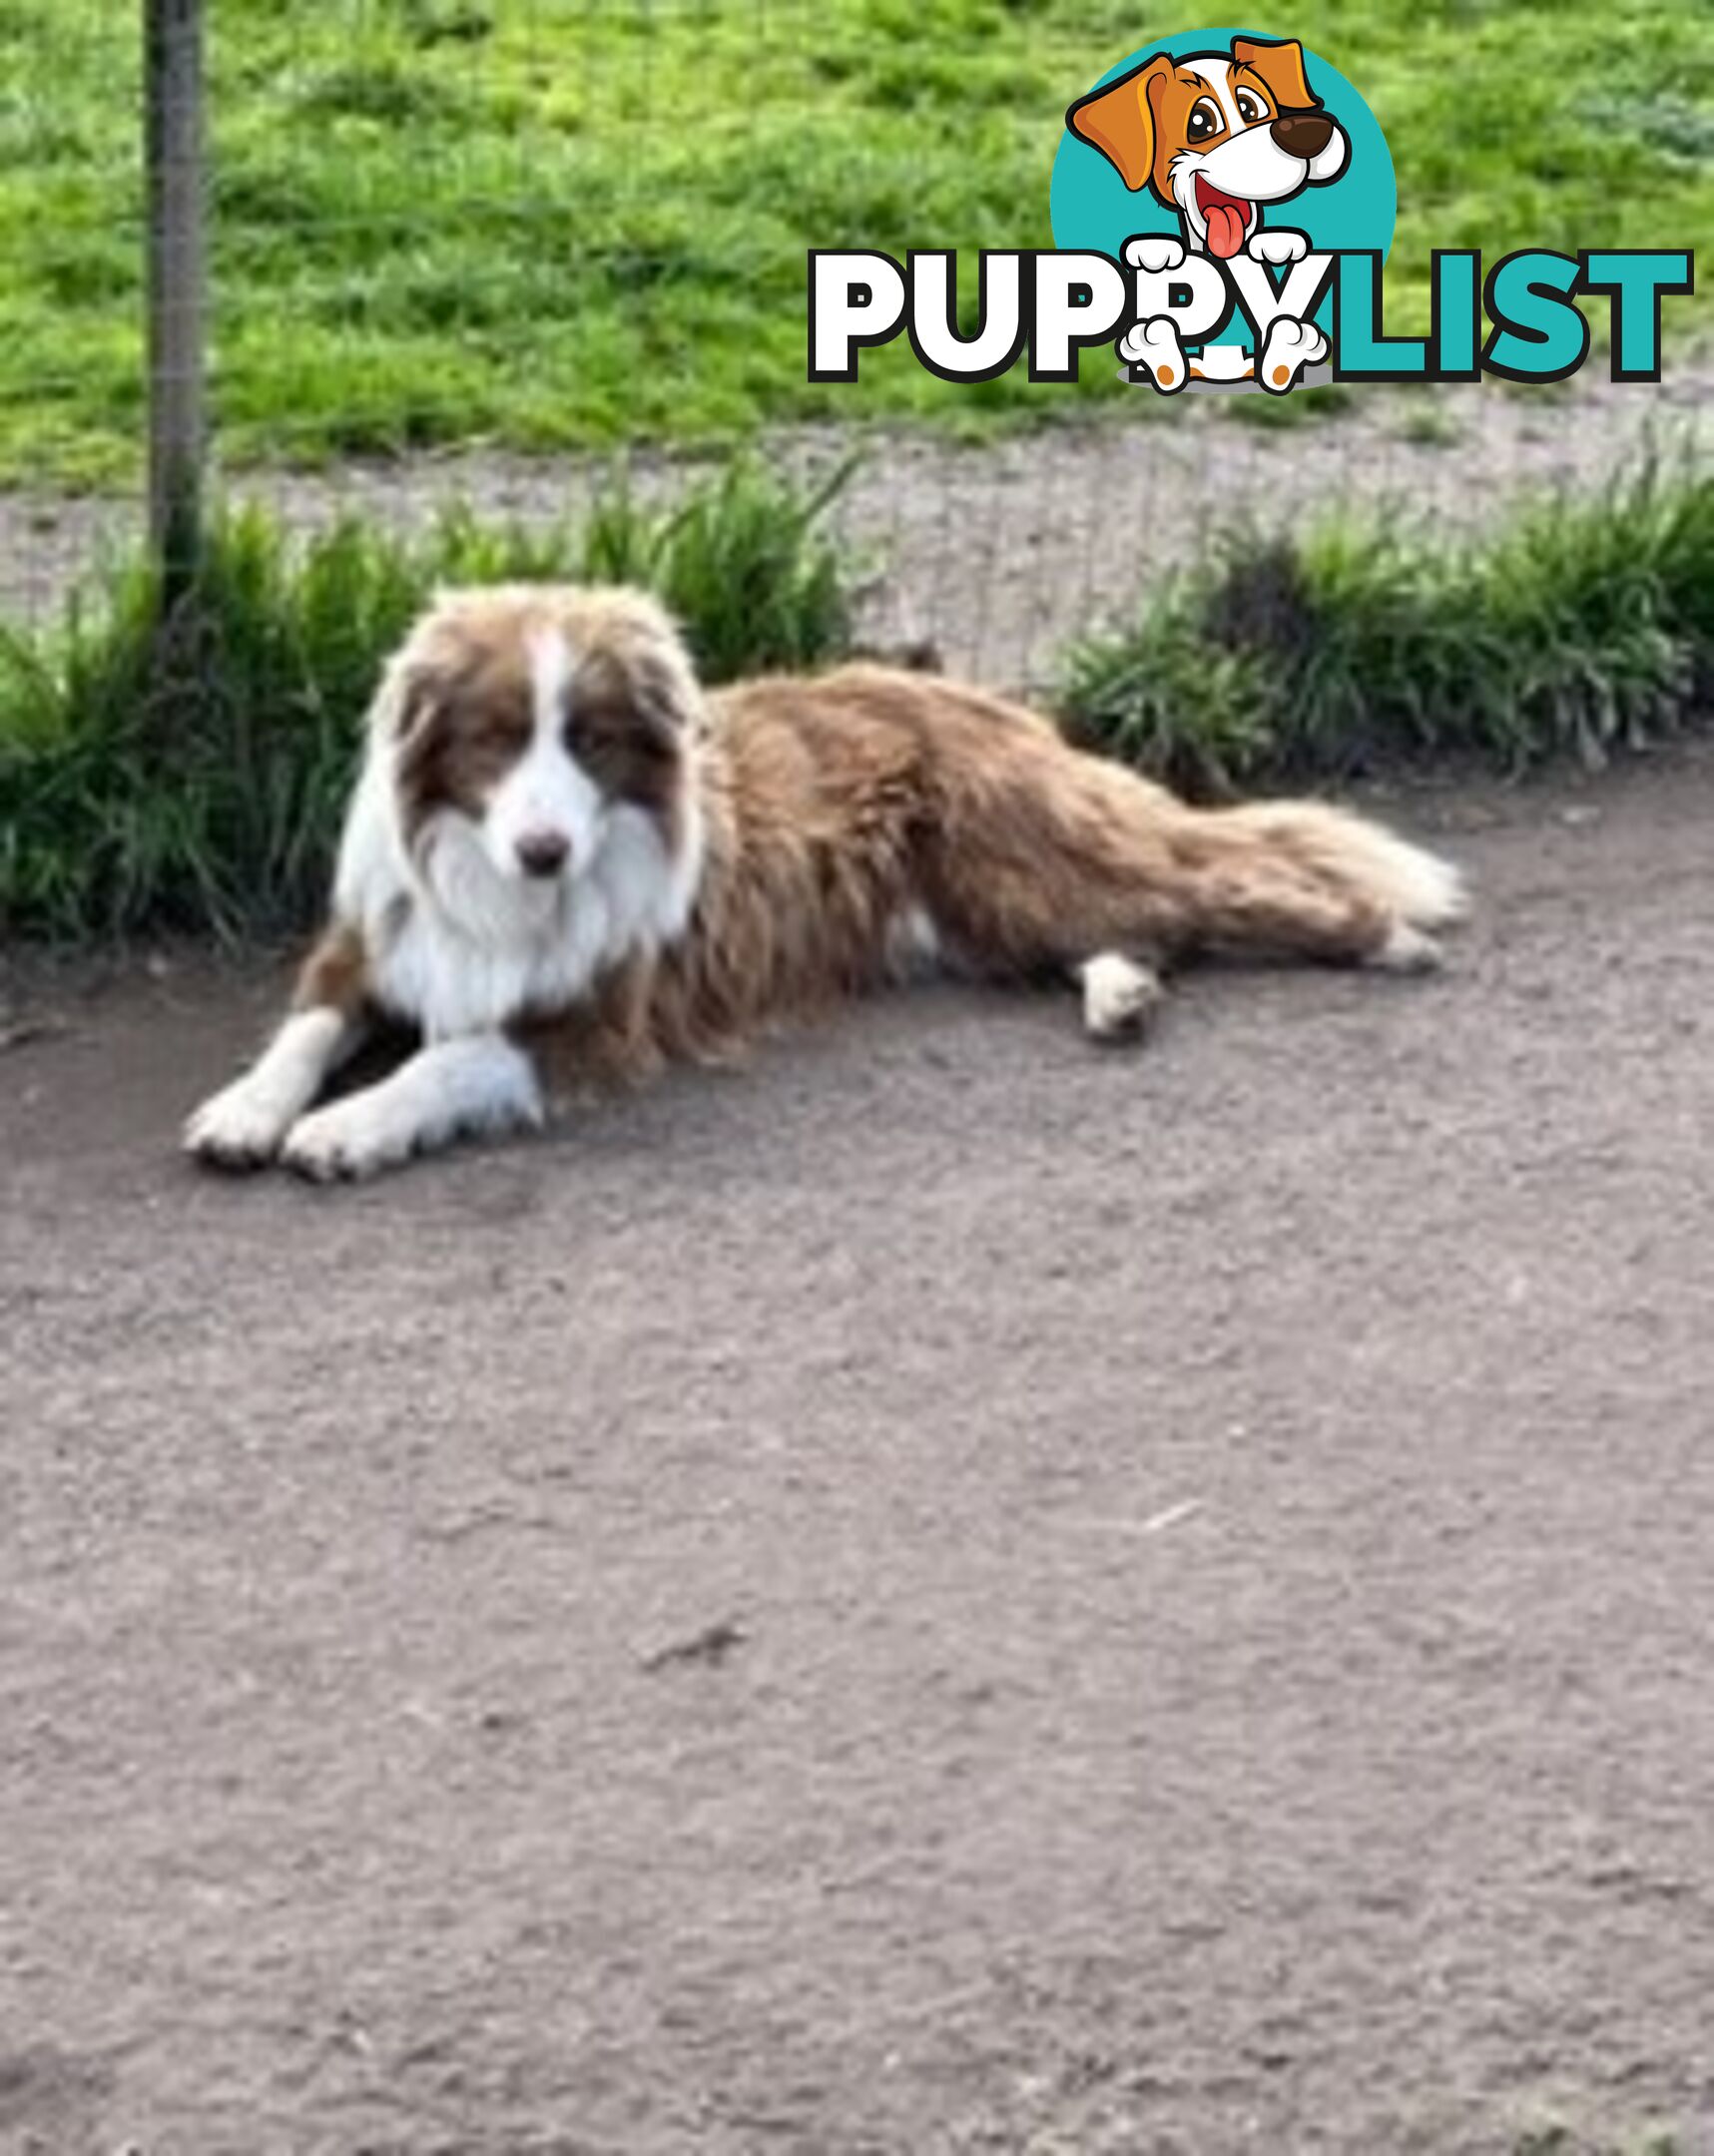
(6, 745), (1714, 2155)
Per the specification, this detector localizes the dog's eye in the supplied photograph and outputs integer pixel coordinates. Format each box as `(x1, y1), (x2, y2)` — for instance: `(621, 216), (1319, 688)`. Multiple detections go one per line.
(1235, 88), (1268, 125)
(1186, 98), (1223, 143)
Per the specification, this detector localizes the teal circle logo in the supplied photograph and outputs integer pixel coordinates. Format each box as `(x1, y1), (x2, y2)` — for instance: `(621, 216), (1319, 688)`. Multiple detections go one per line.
(1051, 27), (1394, 354)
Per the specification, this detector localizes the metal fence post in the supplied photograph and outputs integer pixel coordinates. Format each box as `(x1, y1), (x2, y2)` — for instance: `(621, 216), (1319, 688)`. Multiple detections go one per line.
(144, 0), (206, 593)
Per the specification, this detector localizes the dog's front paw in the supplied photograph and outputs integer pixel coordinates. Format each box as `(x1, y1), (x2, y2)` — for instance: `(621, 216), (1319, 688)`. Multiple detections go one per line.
(1257, 315), (1328, 392)
(1124, 234), (1186, 274)
(281, 1096), (408, 1184)
(185, 1075), (295, 1172)
(1118, 314), (1189, 392)
(1248, 228), (1309, 267)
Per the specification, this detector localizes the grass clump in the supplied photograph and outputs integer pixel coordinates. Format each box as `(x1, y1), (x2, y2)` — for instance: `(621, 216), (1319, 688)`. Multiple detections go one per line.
(582, 456), (858, 686)
(1062, 463), (1714, 797)
(0, 458), (857, 941)
(6, 0), (1714, 479)
(9, 456), (1714, 949)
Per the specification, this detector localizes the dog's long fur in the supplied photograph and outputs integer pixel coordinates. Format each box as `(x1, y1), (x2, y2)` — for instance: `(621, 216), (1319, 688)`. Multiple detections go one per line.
(186, 584), (1463, 1180)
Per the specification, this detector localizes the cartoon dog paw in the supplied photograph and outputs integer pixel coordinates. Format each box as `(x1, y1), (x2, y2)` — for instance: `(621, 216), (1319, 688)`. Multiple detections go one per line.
(1123, 235), (1187, 275)
(1118, 314), (1189, 393)
(1248, 229), (1310, 268)
(1257, 315), (1328, 392)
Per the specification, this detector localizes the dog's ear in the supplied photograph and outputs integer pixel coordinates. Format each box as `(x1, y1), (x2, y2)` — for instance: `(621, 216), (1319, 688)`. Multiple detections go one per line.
(1065, 53), (1172, 194)
(1232, 35), (1319, 112)
(392, 665), (440, 741)
(568, 622), (703, 804)
(373, 655), (444, 755)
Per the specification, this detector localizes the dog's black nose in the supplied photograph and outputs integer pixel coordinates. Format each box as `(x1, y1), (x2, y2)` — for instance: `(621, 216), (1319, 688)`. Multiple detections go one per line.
(515, 830), (571, 878)
(1272, 110), (1333, 159)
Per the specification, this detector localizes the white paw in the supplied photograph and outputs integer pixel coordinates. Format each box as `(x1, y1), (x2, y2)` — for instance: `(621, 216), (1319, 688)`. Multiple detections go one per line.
(1080, 953), (1163, 1041)
(282, 1094), (411, 1184)
(1124, 234), (1186, 274)
(1367, 922), (1442, 975)
(1248, 228), (1309, 267)
(1118, 313), (1188, 392)
(1257, 315), (1328, 392)
(185, 1074), (296, 1172)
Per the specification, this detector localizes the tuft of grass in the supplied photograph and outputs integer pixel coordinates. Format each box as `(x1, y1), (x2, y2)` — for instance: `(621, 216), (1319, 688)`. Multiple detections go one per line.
(1062, 461), (1714, 798)
(1511, 2127), (1573, 2156)
(0, 513), (416, 941)
(1508, 2121), (1681, 2156)
(1395, 401), (1464, 449)
(3, 0), (1713, 480)
(0, 457), (858, 942)
(581, 456), (859, 686)
(9, 458), (1714, 948)
(1226, 382), (1357, 431)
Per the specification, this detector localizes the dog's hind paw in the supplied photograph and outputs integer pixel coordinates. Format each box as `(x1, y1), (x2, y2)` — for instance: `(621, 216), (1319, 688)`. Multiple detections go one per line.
(1080, 952), (1163, 1041)
(1367, 922), (1443, 975)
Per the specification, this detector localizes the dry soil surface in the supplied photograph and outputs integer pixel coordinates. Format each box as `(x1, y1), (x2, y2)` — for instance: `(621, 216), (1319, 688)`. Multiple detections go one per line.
(5, 751), (1714, 2155)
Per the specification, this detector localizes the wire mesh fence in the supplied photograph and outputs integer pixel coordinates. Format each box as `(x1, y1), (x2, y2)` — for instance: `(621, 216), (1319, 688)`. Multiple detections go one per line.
(0, 1), (1709, 690)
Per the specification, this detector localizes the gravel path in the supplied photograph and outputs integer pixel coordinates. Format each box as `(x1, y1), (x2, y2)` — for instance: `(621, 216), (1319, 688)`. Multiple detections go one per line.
(5, 748), (1714, 2153)
(5, 347), (1711, 690)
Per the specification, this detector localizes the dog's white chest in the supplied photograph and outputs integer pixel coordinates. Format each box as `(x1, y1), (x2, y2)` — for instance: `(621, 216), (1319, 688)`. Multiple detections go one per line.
(371, 895), (611, 1039)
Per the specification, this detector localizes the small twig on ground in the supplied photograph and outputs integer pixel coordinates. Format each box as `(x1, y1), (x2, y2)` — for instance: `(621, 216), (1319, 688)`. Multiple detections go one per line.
(641, 1618), (749, 1674)
(1059, 1499), (1206, 1538)
(1141, 1499), (1204, 1535)
(0, 1014), (67, 1053)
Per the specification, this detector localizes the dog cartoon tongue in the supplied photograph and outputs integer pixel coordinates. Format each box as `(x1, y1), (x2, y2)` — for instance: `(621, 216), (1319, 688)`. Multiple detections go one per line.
(1197, 180), (1250, 260)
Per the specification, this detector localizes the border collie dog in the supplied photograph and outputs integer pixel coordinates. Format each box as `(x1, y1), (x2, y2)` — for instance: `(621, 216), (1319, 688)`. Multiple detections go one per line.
(186, 585), (1463, 1181)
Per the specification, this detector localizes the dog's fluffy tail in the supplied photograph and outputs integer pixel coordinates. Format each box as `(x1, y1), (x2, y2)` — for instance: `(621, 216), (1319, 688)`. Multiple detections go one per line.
(1216, 798), (1467, 931)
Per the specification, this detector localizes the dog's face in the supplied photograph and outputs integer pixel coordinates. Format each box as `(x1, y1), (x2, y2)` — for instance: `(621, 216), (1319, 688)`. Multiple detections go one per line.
(1067, 36), (1348, 258)
(383, 585), (701, 914)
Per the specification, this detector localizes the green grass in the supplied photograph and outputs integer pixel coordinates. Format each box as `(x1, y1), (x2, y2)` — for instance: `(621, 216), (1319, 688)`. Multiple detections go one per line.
(1227, 382), (1358, 431)
(1510, 2120), (1681, 2156)
(1061, 460), (1714, 797)
(3, 0), (1711, 483)
(0, 458), (859, 940)
(6, 453), (1714, 945)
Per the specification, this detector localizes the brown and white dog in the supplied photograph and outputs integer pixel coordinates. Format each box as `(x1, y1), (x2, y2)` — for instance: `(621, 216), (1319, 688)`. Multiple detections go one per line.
(186, 585), (1462, 1182)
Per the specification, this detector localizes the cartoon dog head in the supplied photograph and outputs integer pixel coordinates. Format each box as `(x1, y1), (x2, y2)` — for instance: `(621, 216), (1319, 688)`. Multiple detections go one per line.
(1067, 36), (1348, 260)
